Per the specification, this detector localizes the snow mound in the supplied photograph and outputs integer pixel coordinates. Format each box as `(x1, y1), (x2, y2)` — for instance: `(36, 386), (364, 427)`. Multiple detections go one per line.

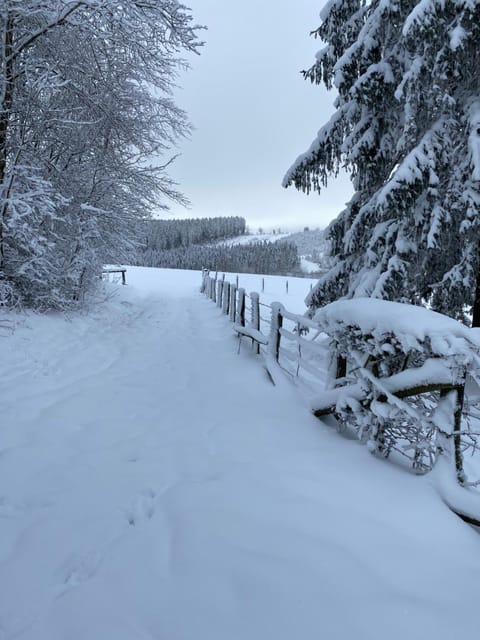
(314, 297), (478, 357)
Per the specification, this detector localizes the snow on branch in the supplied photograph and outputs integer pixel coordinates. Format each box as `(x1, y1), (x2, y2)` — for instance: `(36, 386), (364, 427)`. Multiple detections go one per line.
(468, 100), (480, 181)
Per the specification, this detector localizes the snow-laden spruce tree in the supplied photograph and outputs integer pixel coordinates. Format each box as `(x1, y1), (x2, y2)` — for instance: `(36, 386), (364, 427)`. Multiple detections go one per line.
(0, 1), (201, 308)
(284, 0), (480, 323)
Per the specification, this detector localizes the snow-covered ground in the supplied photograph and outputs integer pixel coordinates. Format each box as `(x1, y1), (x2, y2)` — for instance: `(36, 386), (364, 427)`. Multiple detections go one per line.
(1, 266), (479, 640)
(212, 270), (316, 314)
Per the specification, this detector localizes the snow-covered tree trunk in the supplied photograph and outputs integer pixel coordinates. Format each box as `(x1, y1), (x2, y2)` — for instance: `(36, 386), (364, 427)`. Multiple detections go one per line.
(471, 253), (480, 328)
(0, 13), (13, 271)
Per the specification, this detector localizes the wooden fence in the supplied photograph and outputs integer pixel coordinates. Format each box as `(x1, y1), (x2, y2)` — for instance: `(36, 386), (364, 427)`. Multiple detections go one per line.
(201, 269), (480, 526)
(201, 270), (327, 383)
(102, 267), (127, 285)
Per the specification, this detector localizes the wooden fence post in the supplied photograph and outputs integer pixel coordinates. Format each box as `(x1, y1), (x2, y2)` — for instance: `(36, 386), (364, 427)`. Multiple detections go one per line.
(453, 382), (466, 483)
(250, 291), (260, 354)
(237, 288), (246, 327)
(223, 282), (230, 315)
(229, 284), (237, 322)
(200, 269), (208, 293)
(212, 273), (217, 303)
(286, 280), (289, 294)
(270, 303), (283, 362)
(336, 354), (347, 380)
(217, 279), (223, 308)
(206, 275), (210, 298)
(439, 381), (466, 485)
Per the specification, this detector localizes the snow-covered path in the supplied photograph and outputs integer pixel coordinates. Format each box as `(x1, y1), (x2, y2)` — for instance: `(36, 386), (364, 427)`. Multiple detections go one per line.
(1, 268), (479, 640)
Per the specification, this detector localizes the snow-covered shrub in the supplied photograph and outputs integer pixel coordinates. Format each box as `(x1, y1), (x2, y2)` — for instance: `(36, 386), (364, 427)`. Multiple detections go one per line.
(313, 299), (480, 477)
(0, 278), (19, 308)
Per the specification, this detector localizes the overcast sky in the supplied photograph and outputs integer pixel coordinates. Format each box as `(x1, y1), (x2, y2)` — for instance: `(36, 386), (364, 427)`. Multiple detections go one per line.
(166, 0), (352, 231)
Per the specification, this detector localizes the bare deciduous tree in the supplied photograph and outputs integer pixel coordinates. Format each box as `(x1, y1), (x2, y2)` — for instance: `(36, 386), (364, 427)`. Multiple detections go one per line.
(0, 0), (202, 308)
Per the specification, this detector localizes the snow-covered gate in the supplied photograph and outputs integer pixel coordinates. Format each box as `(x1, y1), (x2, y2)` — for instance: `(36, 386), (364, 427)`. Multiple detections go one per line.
(201, 270), (480, 525)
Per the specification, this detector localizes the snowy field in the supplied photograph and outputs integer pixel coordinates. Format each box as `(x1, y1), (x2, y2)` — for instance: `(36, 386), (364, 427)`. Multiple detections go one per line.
(210, 269), (317, 314)
(1, 266), (479, 640)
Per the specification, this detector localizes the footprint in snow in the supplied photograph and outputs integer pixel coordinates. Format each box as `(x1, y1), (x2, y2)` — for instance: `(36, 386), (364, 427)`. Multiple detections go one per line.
(125, 489), (156, 526)
(60, 550), (103, 589)
(54, 548), (105, 598)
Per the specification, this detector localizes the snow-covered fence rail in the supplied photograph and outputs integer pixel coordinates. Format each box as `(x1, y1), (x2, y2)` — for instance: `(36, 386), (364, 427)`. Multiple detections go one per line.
(201, 270), (320, 368)
(201, 270), (480, 522)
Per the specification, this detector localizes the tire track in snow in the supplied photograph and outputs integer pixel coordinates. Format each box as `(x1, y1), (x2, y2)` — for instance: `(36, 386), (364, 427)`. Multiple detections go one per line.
(0, 287), (235, 638)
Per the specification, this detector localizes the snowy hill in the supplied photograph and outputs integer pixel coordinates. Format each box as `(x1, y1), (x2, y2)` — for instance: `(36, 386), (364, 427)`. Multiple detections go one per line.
(285, 228), (333, 272)
(1, 266), (479, 640)
(213, 228), (332, 275)
(284, 227), (326, 254)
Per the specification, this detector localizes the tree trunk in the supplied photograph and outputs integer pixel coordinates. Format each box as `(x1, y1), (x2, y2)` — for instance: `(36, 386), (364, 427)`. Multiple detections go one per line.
(0, 15), (14, 269)
(472, 257), (480, 328)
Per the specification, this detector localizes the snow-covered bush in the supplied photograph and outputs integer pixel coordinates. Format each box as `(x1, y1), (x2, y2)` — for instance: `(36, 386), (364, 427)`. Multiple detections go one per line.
(312, 299), (480, 478)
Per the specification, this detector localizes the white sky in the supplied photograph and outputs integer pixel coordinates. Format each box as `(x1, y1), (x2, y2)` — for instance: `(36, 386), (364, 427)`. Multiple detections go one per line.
(166, 0), (353, 231)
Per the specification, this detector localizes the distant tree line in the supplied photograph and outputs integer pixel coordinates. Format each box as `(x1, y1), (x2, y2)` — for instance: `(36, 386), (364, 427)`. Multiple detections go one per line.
(142, 216), (246, 251)
(137, 240), (299, 275)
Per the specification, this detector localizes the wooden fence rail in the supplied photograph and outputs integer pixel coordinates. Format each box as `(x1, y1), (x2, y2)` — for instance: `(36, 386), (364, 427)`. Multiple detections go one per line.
(202, 270), (331, 389)
(200, 269), (480, 526)
(102, 268), (127, 285)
